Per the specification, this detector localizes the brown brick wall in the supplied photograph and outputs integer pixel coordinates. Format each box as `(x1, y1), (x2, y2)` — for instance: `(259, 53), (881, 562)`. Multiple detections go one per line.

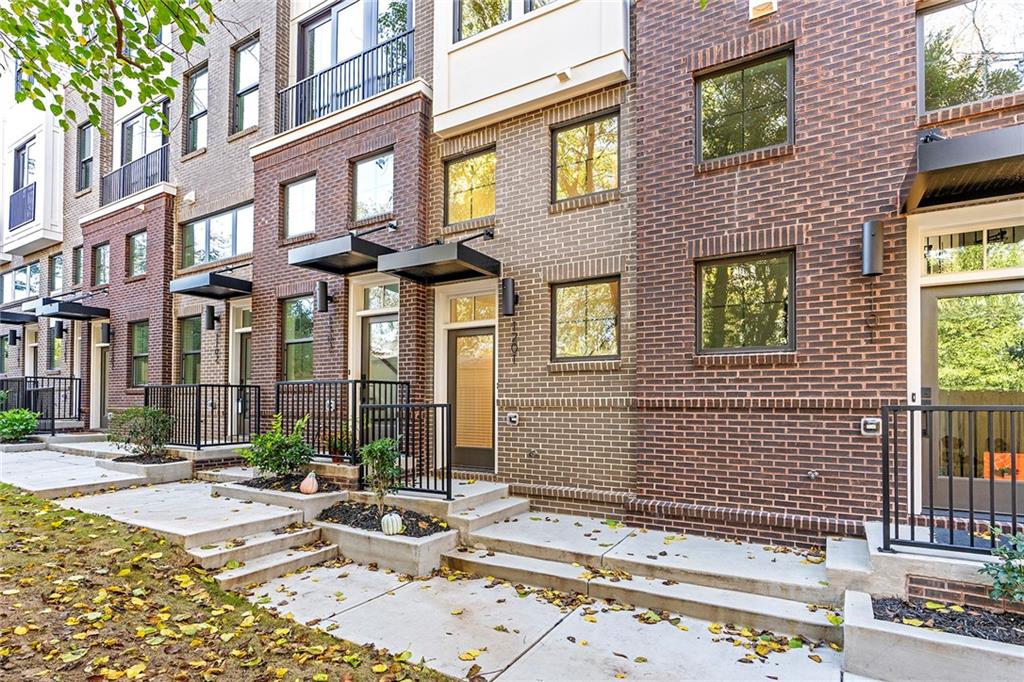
(907, 575), (1024, 616)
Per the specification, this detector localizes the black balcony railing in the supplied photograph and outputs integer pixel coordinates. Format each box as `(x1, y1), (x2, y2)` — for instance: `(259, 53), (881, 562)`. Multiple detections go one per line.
(360, 402), (452, 499)
(8, 182), (36, 229)
(277, 29), (414, 133)
(144, 384), (261, 449)
(0, 376), (81, 421)
(100, 145), (170, 206)
(881, 404), (1024, 556)
(0, 377), (64, 435)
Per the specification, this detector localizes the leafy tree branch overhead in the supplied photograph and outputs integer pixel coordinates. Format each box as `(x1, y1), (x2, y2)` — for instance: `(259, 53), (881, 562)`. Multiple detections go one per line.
(0, 0), (217, 130)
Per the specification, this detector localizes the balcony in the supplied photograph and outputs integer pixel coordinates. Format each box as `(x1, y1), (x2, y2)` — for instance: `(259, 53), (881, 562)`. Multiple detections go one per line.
(100, 144), (170, 206)
(8, 183), (36, 229)
(277, 29), (414, 133)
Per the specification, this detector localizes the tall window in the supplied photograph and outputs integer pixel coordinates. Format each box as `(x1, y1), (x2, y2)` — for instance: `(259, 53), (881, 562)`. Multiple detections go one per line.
(128, 232), (147, 277)
(551, 278), (619, 361)
(698, 251), (794, 353)
(48, 319), (62, 371)
(13, 59), (33, 95)
(49, 254), (63, 293)
(182, 204), (254, 267)
(77, 123), (94, 191)
(552, 112), (619, 202)
(920, 1), (1024, 112)
(698, 51), (793, 161)
(72, 246), (83, 286)
(180, 316), (202, 384)
(0, 336), (7, 373)
(284, 177), (316, 237)
(353, 150), (394, 220)
(300, 0), (411, 78)
(93, 244), (110, 286)
(445, 149), (496, 224)
(186, 66), (209, 153)
(13, 137), (36, 191)
(283, 297), (314, 380)
(233, 37), (260, 133)
(456, 0), (510, 41)
(0, 262), (41, 304)
(120, 103), (167, 165)
(130, 321), (149, 387)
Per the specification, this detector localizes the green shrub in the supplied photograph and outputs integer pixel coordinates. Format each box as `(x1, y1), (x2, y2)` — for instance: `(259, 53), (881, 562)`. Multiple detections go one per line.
(0, 389), (8, 407)
(0, 408), (38, 442)
(979, 530), (1024, 603)
(359, 437), (402, 516)
(107, 407), (173, 457)
(241, 413), (314, 477)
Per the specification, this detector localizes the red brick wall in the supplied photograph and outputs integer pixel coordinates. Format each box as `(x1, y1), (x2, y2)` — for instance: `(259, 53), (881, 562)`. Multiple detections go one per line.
(907, 575), (1024, 616)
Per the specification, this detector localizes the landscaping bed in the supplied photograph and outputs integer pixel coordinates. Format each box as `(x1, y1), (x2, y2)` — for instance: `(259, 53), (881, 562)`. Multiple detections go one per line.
(238, 473), (344, 493)
(872, 596), (1024, 646)
(111, 453), (183, 464)
(318, 501), (449, 537)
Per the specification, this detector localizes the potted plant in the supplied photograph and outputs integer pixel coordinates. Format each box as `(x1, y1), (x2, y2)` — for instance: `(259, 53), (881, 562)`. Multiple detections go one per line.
(325, 428), (350, 464)
(241, 413), (315, 478)
(107, 406), (173, 458)
(359, 437), (403, 535)
(0, 408), (39, 443)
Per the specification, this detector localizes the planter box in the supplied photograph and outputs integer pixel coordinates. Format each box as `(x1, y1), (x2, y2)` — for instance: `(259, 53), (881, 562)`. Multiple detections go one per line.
(314, 520), (458, 575)
(843, 591), (1024, 682)
(95, 458), (193, 483)
(210, 482), (347, 522)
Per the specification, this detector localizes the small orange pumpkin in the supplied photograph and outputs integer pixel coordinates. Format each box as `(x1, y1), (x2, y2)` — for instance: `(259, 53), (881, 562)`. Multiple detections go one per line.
(299, 472), (318, 495)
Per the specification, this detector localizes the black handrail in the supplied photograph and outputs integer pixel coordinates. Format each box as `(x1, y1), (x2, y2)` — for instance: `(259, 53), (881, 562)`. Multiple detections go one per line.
(100, 145), (170, 206)
(359, 402), (452, 499)
(8, 182), (36, 229)
(144, 384), (261, 450)
(0, 376), (81, 421)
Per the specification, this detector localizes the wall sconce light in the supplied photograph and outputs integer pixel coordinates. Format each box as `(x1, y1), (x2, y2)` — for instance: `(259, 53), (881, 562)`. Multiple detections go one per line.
(54, 320), (65, 339)
(500, 277), (519, 316)
(203, 305), (220, 331)
(315, 280), (333, 314)
(862, 220), (883, 277)
(100, 322), (112, 345)
(7, 330), (18, 346)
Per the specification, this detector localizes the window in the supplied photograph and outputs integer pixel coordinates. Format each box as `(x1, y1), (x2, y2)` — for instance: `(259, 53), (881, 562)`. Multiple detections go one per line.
(182, 204), (254, 268)
(49, 254), (63, 293)
(0, 262), (41, 304)
(698, 251), (794, 353)
(13, 138), (36, 191)
(551, 278), (619, 360)
(0, 336), (7, 373)
(300, 0), (411, 78)
(48, 319), (62, 371)
(697, 51), (793, 161)
(445, 149), (496, 224)
(283, 297), (314, 380)
(451, 293), (496, 322)
(456, 0), (510, 41)
(77, 123), (94, 191)
(180, 316), (202, 384)
(284, 177), (316, 237)
(93, 244), (110, 286)
(526, 0), (555, 10)
(552, 112), (619, 202)
(130, 321), (149, 387)
(924, 225), (1024, 275)
(13, 59), (33, 95)
(920, 1), (1024, 112)
(120, 102), (168, 165)
(186, 66), (209, 153)
(128, 232), (147, 277)
(72, 246), (83, 286)
(364, 283), (399, 310)
(353, 151), (394, 220)
(233, 37), (260, 133)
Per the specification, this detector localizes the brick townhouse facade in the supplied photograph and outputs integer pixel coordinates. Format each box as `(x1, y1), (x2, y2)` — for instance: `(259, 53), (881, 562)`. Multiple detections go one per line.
(2, 0), (1022, 549)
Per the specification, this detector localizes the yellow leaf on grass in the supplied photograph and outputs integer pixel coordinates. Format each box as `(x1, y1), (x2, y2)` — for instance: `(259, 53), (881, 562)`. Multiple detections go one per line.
(125, 663), (146, 679)
(372, 663), (388, 673)
(274, 669), (288, 679)
(13, 626), (28, 636)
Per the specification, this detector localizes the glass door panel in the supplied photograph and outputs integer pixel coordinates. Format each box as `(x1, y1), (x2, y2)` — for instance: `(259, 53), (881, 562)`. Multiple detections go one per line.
(448, 328), (495, 470)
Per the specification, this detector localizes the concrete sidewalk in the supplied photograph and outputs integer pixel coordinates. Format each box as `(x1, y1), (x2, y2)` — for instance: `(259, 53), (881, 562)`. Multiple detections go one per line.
(0, 450), (144, 497)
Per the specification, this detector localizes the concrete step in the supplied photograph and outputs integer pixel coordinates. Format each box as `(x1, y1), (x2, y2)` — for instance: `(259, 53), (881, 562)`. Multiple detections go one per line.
(449, 480), (511, 513)
(30, 475), (148, 500)
(444, 548), (589, 594)
(196, 466), (256, 483)
(185, 509), (306, 549)
(447, 496), (530, 539)
(467, 512), (634, 565)
(187, 526), (321, 569)
(33, 431), (105, 444)
(825, 537), (873, 594)
(215, 543), (339, 590)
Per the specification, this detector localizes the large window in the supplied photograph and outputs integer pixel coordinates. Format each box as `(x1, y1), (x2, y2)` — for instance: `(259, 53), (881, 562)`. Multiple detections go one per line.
(300, 0), (411, 78)
(233, 37), (260, 133)
(128, 232), (147, 277)
(552, 112), (619, 202)
(77, 123), (93, 191)
(0, 262), (41, 304)
(186, 66), (209, 153)
(49, 254), (63, 293)
(283, 297), (314, 380)
(920, 1), (1024, 112)
(697, 51), (793, 162)
(284, 177), (316, 238)
(180, 316), (202, 384)
(93, 244), (110, 286)
(120, 103), (168, 165)
(182, 204), (254, 267)
(13, 137), (36, 191)
(48, 319), (62, 371)
(130, 321), (149, 387)
(445, 149), (496, 224)
(353, 150), (394, 220)
(71, 246), (83, 286)
(698, 251), (794, 353)
(456, 0), (510, 41)
(551, 278), (620, 360)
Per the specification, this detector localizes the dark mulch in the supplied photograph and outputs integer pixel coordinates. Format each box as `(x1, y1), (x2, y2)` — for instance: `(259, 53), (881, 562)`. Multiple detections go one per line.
(111, 453), (184, 464)
(873, 596), (1024, 646)
(318, 501), (449, 538)
(238, 473), (344, 493)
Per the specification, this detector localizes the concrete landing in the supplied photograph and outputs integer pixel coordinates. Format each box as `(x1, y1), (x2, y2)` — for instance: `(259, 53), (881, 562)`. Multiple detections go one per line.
(470, 512), (633, 564)
(196, 466), (256, 483)
(0, 450), (145, 498)
(48, 440), (124, 459)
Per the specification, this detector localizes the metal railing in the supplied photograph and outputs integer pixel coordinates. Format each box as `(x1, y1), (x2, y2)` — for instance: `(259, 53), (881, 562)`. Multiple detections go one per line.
(881, 405), (1024, 556)
(100, 145), (170, 206)
(144, 384), (261, 450)
(274, 379), (410, 461)
(277, 29), (414, 132)
(8, 182), (36, 228)
(0, 379), (56, 435)
(360, 402), (452, 499)
(0, 376), (81, 421)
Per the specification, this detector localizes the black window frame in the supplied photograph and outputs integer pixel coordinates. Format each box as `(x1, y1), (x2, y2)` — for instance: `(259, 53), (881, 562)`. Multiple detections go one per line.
(179, 315), (202, 384)
(0, 261), (41, 304)
(185, 64), (209, 153)
(76, 123), (94, 191)
(695, 48), (795, 164)
(127, 231), (148, 277)
(71, 246), (84, 286)
(283, 175), (317, 238)
(453, 0), (511, 42)
(298, 0), (413, 80)
(443, 147), (497, 226)
(181, 203), (255, 268)
(13, 58), (33, 96)
(550, 108), (621, 204)
(130, 320), (150, 387)
(232, 34), (260, 134)
(695, 249), (797, 355)
(47, 320), (62, 371)
(13, 137), (35, 191)
(549, 275), (621, 362)
(352, 147), (395, 221)
(49, 253), (63, 293)
(120, 101), (169, 166)
(93, 243), (110, 286)
(0, 336), (7, 374)
(282, 296), (315, 381)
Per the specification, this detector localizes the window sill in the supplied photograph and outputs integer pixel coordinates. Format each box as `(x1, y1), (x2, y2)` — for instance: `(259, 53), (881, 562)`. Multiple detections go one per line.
(175, 253), (253, 278)
(124, 274), (147, 284)
(548, 359), (622, 373)
(919, 91), (1024, 127)
(695, 143), (794, 174)
(441, 215), (496, 237)
(279, 232), (317, 248)
(692, 351), (798, 367)
(549, 188), (620, 215)
(181, 147), (207, 163)
(351, 212), (396, 230)
(74, 187), (92, 199)
(227, 126), (259, 143)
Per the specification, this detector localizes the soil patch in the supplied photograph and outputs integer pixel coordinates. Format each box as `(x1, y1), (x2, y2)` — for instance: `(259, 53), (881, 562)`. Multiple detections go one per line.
(318, 501), (449, 537)
(111, 453), (184, 464)
(873, 596), (1024, 646)
(238, 473), (344, 493)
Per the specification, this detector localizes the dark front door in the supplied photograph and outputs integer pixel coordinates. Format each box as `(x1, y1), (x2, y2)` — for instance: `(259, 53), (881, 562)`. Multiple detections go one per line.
(236, 331), (252, 435)
(98, 345), (110, 429)
(448, 327), (495, 471)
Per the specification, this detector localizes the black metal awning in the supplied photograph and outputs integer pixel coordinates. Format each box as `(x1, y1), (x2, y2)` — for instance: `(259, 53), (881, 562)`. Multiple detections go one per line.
(0, 310), (38, 325)
(377, 240), (501, 284)
(35, 299), (110, 321)
(906, 125), (1024, 213)
(169, 271), (253, 299)
(288, 234), (396, 275)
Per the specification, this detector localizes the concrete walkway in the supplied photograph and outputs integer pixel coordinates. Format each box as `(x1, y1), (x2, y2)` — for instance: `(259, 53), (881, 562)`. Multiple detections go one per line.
(0, 450), (144, 497)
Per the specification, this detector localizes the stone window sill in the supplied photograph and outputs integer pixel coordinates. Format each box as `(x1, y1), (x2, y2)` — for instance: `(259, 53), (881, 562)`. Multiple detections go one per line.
(548, 359), (622, 373)
(227, 126), (259, 143)
(124, 274), (147, 284)
(351, 212), (396, 230)
(279, 232), (317, 248)
(692, 351), (798, 367)
(549, 188), (620, 215)
(695, 143), (794, 174)
(181, 147), (207, 163)
(74, 187), (92, 199)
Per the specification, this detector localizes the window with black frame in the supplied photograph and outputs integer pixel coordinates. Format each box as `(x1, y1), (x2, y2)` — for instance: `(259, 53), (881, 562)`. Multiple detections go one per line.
(233, 37), (260, 133)
(445, 149), (496, 224)
(300, 0), (411, 79)
(71, 246), (83, 286)
(552, 111), (619, 202)
(353, 150), (394, 221)
(180, 316), (202, 384)
(551, 277), (620, 361)
(182, 204), (254, 268)
(48, 320), (62, 371)
(77, 123), (93, 191)
(13, 137), (36, 191)
(186, 66), (209, 153)
(456, 0), (510, 41)
(49, 254), (63, 293)
(128, 232), (147, 277)
(120, 102), (168, 165)
(283, 297), (314, 380)
(93, 244), (110, 286)
(130, 321), (150, 387)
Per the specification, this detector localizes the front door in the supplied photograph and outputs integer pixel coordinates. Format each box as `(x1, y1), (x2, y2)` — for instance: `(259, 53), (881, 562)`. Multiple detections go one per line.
(447, 327), (494, 471)
(236, 330), (252, 434)
(922, 281), (1024, 514)
(98, 346), (109, 429)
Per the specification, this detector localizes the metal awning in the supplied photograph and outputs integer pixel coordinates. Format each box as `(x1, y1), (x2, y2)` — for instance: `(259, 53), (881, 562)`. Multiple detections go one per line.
(35, 299), (110, 321)
(906, 125), (1024, 213)
(377, 240), (501, 284)
(169, 271), (253, 299)
(288, 234), (396, 275)
(0, 310), (38, 325)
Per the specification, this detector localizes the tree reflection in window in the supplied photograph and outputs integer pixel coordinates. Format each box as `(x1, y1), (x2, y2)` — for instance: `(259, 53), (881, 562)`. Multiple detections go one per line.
(552, 278), (619, 360)
(553, 112), (619, 201)
(700, 252), (792, 352)
(446, 150), (496, 223)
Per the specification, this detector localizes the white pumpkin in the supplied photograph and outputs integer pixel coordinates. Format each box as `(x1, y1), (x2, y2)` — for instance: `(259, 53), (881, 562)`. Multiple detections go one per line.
(381, 512), (403, 535)
(298, 472), (318, 495)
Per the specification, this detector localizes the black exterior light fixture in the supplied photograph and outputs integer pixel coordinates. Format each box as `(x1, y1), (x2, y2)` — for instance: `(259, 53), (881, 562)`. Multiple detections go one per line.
(315, 280), (333, 313)
(100, 322), (112, 345)
(54, 320), (65, 339)
(203, 304), (220, 331)
(500, 277), (518, 316)
(7, 329), (18, 346)
(862, 220), (883, 276)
